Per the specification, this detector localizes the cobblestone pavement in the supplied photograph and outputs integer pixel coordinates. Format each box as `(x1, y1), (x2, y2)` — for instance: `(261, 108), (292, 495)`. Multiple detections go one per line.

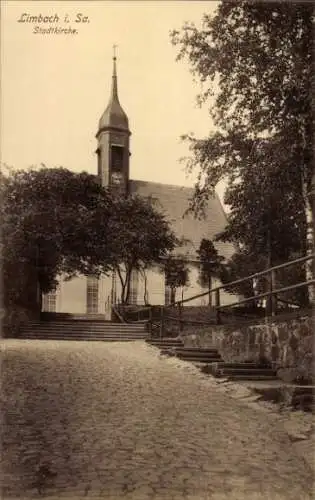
(1, 340), (314, 500)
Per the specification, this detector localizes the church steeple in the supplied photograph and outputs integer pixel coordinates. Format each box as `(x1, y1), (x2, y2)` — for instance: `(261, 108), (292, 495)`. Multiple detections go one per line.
(96, 47), (131, 192)
(111, 47), (119, 100)
(98, 48), (130, 134)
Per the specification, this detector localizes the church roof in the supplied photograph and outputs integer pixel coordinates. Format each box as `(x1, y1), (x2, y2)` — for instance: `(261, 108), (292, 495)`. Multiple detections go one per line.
(98, 57), (129, 134)
(129, 179), (235, 261)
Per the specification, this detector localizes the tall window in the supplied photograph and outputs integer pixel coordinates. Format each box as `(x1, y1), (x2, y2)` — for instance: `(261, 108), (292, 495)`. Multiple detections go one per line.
(129, 270), (138, 305)
(111, 145), (124, 171)
(164, 286), (172, 306)
(87, 276), (99, 314)
(43, 290), (57, 312)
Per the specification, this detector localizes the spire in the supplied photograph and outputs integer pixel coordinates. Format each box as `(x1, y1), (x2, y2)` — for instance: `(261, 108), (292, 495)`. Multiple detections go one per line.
(97, 46), (129, 134)
(111, 44), (119, 101)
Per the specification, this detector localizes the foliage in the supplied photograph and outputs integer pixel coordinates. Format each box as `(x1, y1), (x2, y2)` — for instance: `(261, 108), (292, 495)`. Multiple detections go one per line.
(197, 238), (224, 297)
(105, 195), (177, 304)
(1, 167), (113, 310)
(2, 168), (178, 310)
(164, 257), (190, 304)
(171, 1), (313, 264)
(219, 250), (309, 308)
(218, 250), (267, 299)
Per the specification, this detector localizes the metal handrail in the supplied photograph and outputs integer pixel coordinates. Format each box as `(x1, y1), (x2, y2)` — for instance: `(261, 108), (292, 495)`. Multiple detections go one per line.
(146, 253), (314, 336)
(169, 253), (314, 308)
(219, 279), (315, 309)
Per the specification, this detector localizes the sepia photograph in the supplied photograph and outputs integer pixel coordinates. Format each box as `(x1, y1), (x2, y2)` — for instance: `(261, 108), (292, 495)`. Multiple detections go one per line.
(1, 1), (314, 499)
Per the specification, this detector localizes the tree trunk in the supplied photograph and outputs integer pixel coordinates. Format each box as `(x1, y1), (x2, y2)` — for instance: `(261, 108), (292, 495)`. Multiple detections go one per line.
(310, 168), (315, 302)
(143, 270), (149, 305)
(266, 225), (273, 315)
(37, 281), (42, 313)
(303, 177), (314, 303)
(124, 267), (132, 305)
(116, 266), (126, 305)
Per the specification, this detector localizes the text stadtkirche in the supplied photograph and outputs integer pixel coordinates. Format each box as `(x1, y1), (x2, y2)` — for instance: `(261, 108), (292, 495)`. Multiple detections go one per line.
(17, 13), (90, 35)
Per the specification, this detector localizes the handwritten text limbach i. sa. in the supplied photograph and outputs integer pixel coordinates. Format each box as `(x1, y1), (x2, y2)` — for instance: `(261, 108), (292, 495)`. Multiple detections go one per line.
(17, 13), (90, 24)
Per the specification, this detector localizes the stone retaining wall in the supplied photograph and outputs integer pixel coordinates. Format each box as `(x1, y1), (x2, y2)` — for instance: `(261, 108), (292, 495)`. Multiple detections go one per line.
(182, 309), (314, 382)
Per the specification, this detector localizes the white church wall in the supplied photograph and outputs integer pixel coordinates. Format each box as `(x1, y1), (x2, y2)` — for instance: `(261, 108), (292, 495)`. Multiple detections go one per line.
(140, 266), (165, 305)
(58, 276), (87, 313)
(42, 263), (240, 315)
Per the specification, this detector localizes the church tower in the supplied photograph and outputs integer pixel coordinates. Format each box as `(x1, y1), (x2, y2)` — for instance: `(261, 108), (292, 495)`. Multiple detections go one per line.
(96, 49), (131, 194)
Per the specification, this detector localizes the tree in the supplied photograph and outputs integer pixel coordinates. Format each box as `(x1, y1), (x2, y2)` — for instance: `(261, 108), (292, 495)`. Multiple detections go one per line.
(1, 167), (178, 317)
(164, 257), (190, 304)
(218, 250), (267, 301)
(171, 2), (314, 284)
(1, 166), (114, 312)
(103, 195), (177, 305)
(219, 249), (309, 309)
(197, 239), (224, 305)
(216, 142), (306, 264)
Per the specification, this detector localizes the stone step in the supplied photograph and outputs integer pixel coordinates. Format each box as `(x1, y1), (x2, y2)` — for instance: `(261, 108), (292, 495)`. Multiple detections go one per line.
(21, 329), (146, 335)
(224, 374), (279, 381)
(21, 335), (148, 340)
(19, 320), (149, 341)
(19, 334), (146, 340)
(27, 319), (145, 324)
(218, 367), (276, 376)
(148, 338), (183, 343)
(176, 356), (223, 363)
(215, 362), (271, 369)
(175, 346), (218, 351)
(23, 323), (146, 330)
(176, 349), (220, 357)
(23, 337), (144, 342)
(147, 341), (184, 347)
(21, 330), (147, 337)
(150, 344), (184, 350)
(201, 364), (276, 375)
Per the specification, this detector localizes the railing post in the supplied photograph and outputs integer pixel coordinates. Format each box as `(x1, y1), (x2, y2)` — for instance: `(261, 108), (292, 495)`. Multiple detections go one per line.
(266, 270), (271, 316)
(266, 268), (276, 316)
(208, 288), (212, 307)
(271, 269), (277, 316)
(178, 302), (183, 332)
(160, 306), (164, 339)
(148, 307), (152, 336)
(215, 289), (221, 325)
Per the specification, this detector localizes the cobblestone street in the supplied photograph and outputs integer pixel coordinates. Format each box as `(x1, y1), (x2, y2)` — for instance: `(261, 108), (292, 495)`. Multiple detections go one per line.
(1, 340), (313, 499)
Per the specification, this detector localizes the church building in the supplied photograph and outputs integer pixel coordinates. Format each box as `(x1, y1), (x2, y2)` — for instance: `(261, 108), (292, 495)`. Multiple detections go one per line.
(43, 55), (236, 318)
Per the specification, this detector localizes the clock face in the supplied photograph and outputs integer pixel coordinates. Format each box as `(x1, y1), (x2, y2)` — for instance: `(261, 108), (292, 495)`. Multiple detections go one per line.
(111, 172), (123, 185)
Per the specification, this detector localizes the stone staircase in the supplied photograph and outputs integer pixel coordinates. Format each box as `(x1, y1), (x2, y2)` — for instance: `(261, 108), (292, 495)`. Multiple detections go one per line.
(19, 320), (148, 342)
(147, 340), (223, 363)
(147, 339), (278, 382)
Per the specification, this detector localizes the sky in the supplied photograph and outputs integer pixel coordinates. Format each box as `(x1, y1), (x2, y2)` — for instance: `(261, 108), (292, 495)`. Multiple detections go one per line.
(1, 1), (225, 200)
